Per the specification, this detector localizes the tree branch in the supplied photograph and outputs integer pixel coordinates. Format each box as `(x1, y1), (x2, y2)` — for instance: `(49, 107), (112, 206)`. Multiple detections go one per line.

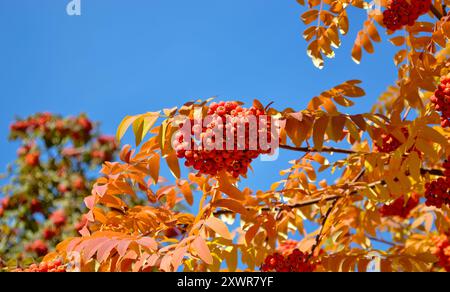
(309, 169), (366, 256)
(279, 144), (359, 155)
(421, 168), (444, 176)
(214, 167), (444, 216)
(430, 4), (443, 19)
(309, 198), (339, 257)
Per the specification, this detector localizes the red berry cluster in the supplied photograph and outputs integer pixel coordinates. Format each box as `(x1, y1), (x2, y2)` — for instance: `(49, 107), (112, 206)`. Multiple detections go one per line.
(10, 112), (53, 133)
(50, 210), (67, 228)
(374, 128), (409, 153)
(261, 249), (317, 272)
(425, 159), (450, 208)
(382, 0), (431, 31)
(11, 113), (92, 143)
(432, 235), (450, 272)
(174, 101), (276, 178)
(380, 193), (420, 218)
(431, 74), (450, 128)
(12, 259), (66, 273)
(25, 240), (48, 257)
(0, 197), (8, 218)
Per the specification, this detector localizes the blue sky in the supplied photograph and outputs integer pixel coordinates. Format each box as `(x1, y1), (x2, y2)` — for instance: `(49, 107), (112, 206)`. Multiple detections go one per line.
(0, 0), (399, 194)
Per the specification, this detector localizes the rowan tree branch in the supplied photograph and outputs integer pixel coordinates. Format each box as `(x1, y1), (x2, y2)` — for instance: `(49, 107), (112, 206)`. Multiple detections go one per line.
(309, 198), (339, 257)
(309, 169), (366, 256)
(430, 4), (443, 19)
(279, 144), (360, 155)
(214, 168), (444, 216)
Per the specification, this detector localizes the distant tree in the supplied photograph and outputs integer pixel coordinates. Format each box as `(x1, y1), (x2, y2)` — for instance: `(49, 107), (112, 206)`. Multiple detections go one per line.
(0, 113), (118, 268)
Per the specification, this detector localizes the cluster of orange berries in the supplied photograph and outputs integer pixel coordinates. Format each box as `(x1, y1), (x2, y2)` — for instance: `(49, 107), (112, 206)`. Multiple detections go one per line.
(12, 260), (66, 273)
(261, 249), (317, 272)
(380, 193), (420, 218)
(432, 235), (450, 272)
(425, 158), (450, 208)
(174, 101), (276, 178)
(382, 0), (431, 31)
(431, 74), (450, 128)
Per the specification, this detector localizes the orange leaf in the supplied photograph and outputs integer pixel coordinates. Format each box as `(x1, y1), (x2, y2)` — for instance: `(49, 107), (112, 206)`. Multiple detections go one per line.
(172, 246), (188, 271)
(180, 181), (194, 206)
(213, 199), (248, 216)
(217, 172), (245, 201)
(149, 153), (160, 184)
(313, 115), (329, 151)
(97, 240), (120, 263)
(192, 237), (213, 265)
(205, 216), (233, 240)
(136, 237), (158, 251)
(245, 224), (260, 245)
(165, 151), (181, 179)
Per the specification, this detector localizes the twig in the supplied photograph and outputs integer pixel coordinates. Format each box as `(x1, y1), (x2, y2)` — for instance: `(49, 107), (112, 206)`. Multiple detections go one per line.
(402, 106), (411, 121)
(279, 144), (360, 155)
(309, 169), (366, 257)
(309, 198), (339, 257)
(213, 167), (444, 216)
(430, 4), (443, 19)
(421, 168), (444, 176)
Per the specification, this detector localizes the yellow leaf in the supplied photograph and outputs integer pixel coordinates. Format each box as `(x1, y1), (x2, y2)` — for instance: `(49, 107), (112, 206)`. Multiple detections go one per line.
(141, 113), (160, 144)
(420, 126), (448, 146)
(132, 116), (145, 146)
(116, 115), (139, 142)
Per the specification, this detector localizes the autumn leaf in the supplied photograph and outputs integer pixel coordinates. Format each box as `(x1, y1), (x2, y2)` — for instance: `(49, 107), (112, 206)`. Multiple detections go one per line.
(205, 216), (233, 240)
(192, 237), (213, 265)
